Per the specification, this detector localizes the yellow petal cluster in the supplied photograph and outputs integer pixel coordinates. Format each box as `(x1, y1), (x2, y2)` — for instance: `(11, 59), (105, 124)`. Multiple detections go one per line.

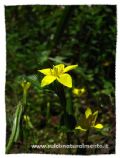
(38, 64), (78, 88)
(75, 107), (103, 132)
(73, 88), (86, 96)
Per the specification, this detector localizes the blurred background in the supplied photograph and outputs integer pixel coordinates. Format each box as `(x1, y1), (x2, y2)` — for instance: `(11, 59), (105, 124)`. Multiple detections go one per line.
(5, 5), (116, 154)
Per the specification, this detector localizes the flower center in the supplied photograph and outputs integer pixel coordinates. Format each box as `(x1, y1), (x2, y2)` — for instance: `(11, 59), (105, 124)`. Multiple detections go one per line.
(52, 66), (64, 77)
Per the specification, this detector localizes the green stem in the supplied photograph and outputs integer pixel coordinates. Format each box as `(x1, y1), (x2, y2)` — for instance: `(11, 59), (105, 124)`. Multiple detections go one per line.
(46, 102), (51, 125)
(20, 90), (27, 146)
(23, 91), (27, 105)
(6, 86), (29, 153)
(54, 82), (72, 154)
(54, 82), (66, 110)
(6, 102), (23, 153)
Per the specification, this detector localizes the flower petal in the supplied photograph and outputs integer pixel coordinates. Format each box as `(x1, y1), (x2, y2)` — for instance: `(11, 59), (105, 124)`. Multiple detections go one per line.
(94, 124), (103, 129)
(54, 64), (64, 70)
(85, 107), (92, 119)
(72, 88), (80, 95)
(38, 68), (52, 75)
(64, 64), (78, 72)
(41, 76), (56, 87)
(75, 126), (87, 132)
(57, 73), (72, 88)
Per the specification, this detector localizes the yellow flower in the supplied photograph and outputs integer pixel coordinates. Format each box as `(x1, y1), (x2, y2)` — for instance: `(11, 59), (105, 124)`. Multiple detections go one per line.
(38, 64), (78, 88)
(72, 88), (86, 96)
(75, 107), (103, 132)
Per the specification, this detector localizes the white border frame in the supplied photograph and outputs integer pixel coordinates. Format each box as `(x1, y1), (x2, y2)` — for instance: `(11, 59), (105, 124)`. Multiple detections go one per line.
(0, 0), (120, 158)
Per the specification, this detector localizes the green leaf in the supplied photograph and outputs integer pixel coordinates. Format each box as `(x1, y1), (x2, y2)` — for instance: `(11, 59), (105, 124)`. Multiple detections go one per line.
(6, 102), (23, 153)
